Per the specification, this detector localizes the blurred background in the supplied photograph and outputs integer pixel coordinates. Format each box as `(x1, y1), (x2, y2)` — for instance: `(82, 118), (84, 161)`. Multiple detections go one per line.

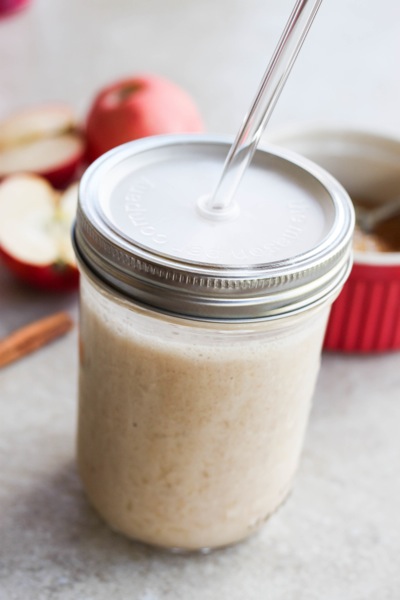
(1, 0), (400, 331)
(1, 0), (400, 136)
(1, 2), (400, 599)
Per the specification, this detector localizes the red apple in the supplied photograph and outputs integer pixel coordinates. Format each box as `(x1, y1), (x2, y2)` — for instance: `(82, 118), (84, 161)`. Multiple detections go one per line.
(0, 0), (30, 17)
(0, 174), (79, 291)
(0, 105), (85, 188)
(86, 74), (204, 162)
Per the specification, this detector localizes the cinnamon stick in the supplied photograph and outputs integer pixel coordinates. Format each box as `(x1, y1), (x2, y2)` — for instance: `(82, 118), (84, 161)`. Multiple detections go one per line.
(0, 311), (74, 369)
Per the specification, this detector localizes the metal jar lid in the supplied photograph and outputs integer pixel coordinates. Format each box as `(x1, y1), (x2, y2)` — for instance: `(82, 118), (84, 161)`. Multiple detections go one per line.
(73, 134), (354, 321)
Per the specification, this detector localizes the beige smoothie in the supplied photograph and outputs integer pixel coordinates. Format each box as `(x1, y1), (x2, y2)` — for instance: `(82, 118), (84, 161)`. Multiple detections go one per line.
(77, 272), (330, 550)
(74, 136), (353, 550)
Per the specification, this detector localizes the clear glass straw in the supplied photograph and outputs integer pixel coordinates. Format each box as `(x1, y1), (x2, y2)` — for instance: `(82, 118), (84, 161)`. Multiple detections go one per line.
(209, 0), (323, 212)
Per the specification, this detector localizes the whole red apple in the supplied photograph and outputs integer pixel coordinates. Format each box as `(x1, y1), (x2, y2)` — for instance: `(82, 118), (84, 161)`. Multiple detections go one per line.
(0, 175), (79, 291)
(86, 74), (204, 162)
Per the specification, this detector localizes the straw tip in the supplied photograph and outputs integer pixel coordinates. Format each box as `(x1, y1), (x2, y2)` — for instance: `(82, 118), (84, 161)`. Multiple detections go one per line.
(196, 194), (240, 221)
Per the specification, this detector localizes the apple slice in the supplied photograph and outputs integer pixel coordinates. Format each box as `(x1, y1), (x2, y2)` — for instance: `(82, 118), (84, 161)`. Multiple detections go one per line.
(0, 105), (85, 187)
(0, 174), (79, 291)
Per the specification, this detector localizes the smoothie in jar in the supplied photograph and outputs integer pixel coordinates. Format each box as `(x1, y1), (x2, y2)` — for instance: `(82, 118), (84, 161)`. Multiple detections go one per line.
(73, 135), (354, 551)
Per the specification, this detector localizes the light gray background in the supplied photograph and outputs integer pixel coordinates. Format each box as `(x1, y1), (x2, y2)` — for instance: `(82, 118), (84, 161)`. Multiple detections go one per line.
(1, 1), (399, 599)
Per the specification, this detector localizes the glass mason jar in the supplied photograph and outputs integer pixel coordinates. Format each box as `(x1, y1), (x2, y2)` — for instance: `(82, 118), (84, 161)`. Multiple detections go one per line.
(73, 135), (354, 551)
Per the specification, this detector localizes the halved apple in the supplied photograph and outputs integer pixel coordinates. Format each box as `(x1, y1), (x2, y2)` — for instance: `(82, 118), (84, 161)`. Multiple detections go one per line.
(0, 105), (85, 188)
(0, 174), (79, 291)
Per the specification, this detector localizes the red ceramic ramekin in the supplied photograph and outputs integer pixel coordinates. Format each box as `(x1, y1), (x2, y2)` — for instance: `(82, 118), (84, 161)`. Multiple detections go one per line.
(268, 127), (400, 353)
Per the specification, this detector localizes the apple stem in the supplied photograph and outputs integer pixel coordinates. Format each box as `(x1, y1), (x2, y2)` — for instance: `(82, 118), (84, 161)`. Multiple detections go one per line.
(118, 84), (142, 101)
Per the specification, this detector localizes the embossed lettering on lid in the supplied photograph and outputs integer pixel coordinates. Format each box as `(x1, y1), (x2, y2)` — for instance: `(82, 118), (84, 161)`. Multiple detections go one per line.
(74, 135), (354, 320)
(98, 151), (331, 266)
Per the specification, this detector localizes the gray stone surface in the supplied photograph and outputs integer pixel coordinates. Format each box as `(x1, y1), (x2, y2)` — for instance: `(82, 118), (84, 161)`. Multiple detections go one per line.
(1, 1), (400, 598)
